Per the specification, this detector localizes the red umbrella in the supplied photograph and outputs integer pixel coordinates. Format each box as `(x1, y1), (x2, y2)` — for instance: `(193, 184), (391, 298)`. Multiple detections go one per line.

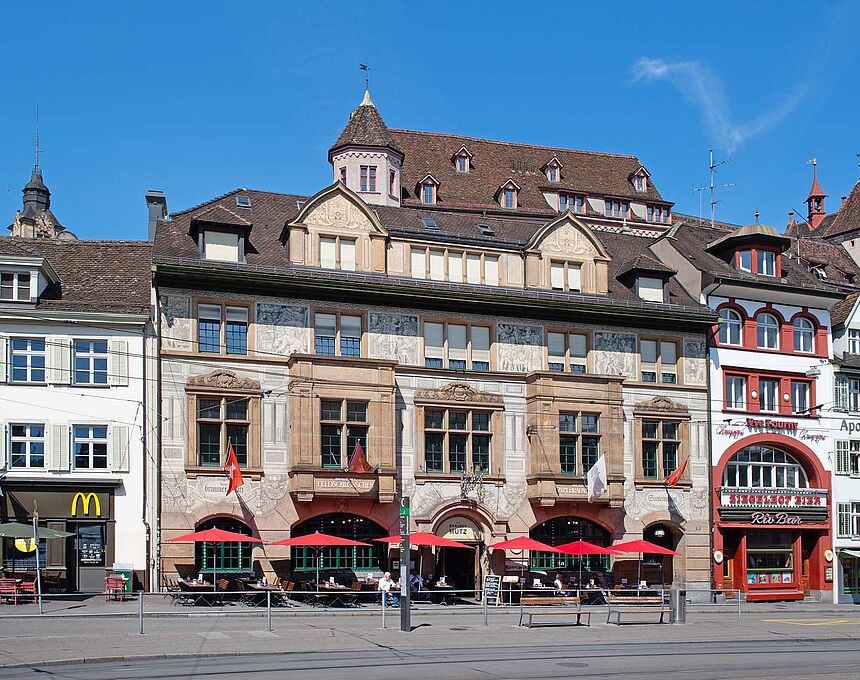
(556, 540), (618, 590)
(270, 532), (369, 590)
(168, 528), (263, 591)
(611, 539), (679, 556)
(269, 532), (368, 548)
(489, 536), (561, 596)
(489, 536), (562, 553)
(611, 539), (680, 591)
(375, 532), (474, 549)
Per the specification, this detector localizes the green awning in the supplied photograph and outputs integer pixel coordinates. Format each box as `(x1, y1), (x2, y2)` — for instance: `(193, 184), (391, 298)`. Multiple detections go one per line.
(839, 549), (860, 559)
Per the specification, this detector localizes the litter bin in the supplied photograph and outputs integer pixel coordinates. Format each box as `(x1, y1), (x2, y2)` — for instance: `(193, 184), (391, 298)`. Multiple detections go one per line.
(112, 563), (134, 593)
(671, 585), (686, 624)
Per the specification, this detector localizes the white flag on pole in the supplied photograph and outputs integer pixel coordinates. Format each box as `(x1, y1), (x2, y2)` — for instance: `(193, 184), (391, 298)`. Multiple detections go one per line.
(586, 455), (608, 502)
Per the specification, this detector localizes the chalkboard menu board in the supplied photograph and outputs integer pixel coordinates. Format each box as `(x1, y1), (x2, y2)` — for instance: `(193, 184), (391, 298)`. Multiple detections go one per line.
(483, 574), (501, 606)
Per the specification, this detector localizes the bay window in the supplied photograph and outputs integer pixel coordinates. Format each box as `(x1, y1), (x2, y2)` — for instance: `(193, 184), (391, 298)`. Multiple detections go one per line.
(641, 419), (681, 480)
(320, 400), (368, 469)
(558, 412), (600, 475)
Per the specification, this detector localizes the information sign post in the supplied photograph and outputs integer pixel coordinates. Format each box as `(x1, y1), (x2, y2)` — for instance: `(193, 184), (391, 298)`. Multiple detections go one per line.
(399, 496), (411, 632)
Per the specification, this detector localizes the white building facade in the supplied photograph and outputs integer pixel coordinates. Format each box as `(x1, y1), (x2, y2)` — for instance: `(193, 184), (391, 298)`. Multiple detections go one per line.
(0, 236), (153, 592)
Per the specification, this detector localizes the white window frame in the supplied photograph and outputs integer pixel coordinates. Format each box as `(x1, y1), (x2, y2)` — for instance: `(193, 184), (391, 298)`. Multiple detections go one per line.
(719, 308), (743, 345)
(72, 424), (109, 470)
(759, 377), (779, 413)
(756, 313), (780, 350)
(835, 440), (860, 477)
(73, 339), (109, 386)
(10, 337), (47, 384)
(757, 250), (777, 277)
(547, 331), (588, 373)
(9, 423), (46, 469)
(0, 271), (32, 301)
(640, 339), (678, 384)
(848, 329), (860, 355)
(793, 317), (815, 353)
(637, 277), (664, 303)
(726, 375), (746, 410)
(550, 261), (582, 292)
(319, 235), (356, 271)
(791, 380), (809, 414)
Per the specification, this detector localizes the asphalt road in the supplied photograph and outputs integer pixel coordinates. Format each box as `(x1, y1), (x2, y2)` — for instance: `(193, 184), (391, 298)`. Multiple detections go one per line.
(2, 639), (859, 680)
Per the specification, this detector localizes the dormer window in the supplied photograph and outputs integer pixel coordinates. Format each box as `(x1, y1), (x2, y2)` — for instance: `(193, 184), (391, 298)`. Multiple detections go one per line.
(757, 250), (776, 276)
(496, 179), (520, 210)
(1, 272), (32, 301)
(634, 175), (646, 191)
(647, 205), (670, 224)
(202, 230), (241, 263)
(559, 193), (585, 214)
(604, 198), (629, 219)
(422, 184), (434, 204)
(735, 247), (779, 276)
(631, 167), (650, 192)
(452, 147), (473, 173)
(637, 276), (664, 303)
(543, 157), (563, 183)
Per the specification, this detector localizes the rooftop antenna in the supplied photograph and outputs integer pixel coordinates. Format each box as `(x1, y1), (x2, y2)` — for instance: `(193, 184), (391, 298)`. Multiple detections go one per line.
(708, 148), (735, 227)
(692, 186), (706, 221)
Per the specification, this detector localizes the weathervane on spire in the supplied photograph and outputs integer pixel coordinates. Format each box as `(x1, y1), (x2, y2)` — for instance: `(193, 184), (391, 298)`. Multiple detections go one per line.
(34, 104), (40, 174)
(359, 61), (370, 88)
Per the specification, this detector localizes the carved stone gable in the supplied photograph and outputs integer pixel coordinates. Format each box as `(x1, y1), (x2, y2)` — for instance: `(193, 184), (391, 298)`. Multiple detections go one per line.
(187, 369), (261, 392)
(303, 193), (375, 232)
(539, 222), (599, 257)
(414, 382), (504, 406)
(633, 395), (688, 414)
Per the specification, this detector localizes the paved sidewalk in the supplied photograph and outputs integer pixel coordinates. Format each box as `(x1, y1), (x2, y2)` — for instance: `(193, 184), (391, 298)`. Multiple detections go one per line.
(0, 605), (859, 668)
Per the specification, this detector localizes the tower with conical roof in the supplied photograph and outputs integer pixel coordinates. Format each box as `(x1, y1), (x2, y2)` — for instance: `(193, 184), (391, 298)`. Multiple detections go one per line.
(328, 88), (404, 207)
(806, 158), (827, 231)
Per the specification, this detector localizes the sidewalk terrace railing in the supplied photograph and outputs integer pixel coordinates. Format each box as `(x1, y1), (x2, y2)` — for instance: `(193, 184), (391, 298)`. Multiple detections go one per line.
(0, 586), (754, 633)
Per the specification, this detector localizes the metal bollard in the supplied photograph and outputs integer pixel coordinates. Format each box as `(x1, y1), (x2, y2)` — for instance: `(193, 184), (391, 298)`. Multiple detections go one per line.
(267, 590), (272, 632)
(381, 590), (386, 629)
(483, 589), (488, 626)
(737, 590), (741, 620)
(671, 586), (686, 624)
(139, 591), (145, 635)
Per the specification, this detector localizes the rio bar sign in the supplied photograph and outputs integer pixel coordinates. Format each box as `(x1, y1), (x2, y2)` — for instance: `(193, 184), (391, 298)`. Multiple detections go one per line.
(750, 511), (802, 525)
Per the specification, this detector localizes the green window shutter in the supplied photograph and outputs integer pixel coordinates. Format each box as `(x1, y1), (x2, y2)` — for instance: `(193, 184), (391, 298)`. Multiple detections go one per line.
(48, 425), (70, 471)
(836, 441), (851, 475)
(108, 340), (129, 386)
(0, 335), (7, 383)
(110, 425), (130, 472)
(838, 503), (852, 538)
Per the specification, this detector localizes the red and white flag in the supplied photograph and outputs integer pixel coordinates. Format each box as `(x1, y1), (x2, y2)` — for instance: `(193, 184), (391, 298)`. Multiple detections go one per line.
(666, 459), (688, 487)
(225, 440), (244, 496)
(348, 441), (375, 474)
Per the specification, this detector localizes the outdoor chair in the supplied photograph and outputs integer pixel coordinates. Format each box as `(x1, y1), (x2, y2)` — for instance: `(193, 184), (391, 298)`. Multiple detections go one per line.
(17, 580), (37, 603)
(0, 579), (18, 605)
(104, 575), (126, 602)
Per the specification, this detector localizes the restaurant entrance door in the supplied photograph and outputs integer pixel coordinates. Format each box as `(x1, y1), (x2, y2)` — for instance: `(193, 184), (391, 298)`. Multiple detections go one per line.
(437, 544), (478, 591)
(67, 522), (107, 592)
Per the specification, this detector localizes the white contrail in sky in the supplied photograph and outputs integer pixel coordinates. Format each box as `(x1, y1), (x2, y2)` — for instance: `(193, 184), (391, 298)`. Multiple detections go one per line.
(630, 57), (808, 153)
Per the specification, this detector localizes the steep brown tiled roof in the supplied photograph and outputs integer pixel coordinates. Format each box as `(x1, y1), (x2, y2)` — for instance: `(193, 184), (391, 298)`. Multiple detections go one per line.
(831, 291), (859, 327)
(0, 237), (152, 315)
(822, 180), (860, 239)
(329, 99), (402, 157)
(785, 213), (837, 238)
(617, 252), (676, 277)
(153, 187), (702, 310)
(792, 237), (860, 288)
(667, 219), (838, 295)
(389, 129), (668, 214)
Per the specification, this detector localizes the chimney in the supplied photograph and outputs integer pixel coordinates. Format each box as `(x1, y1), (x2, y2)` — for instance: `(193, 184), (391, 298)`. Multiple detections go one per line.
(145, 190), (167, 242)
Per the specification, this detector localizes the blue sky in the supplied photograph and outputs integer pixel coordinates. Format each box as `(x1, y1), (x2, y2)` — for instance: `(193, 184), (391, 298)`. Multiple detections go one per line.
(1, 1), (858, 240)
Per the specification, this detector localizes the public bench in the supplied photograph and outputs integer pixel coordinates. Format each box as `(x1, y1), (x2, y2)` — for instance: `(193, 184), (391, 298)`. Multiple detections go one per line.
(518, 595), (590, 628)
(605, 594), (672, 624)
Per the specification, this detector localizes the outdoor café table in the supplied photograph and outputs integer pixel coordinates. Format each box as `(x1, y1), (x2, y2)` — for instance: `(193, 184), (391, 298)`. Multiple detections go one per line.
(432, 583), (456, 605)
(313, 583), (350, 607)
(177, 580), (223, 606)
(245, 582), (283, 606)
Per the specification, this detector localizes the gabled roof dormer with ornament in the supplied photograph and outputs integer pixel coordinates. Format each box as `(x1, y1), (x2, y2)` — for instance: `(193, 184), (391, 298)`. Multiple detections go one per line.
(629, 165), (651, 192)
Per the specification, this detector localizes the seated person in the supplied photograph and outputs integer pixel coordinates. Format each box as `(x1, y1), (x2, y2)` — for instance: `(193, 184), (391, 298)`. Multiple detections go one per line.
(553, 574), (569, 596)
(378, 571), (399, 606)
